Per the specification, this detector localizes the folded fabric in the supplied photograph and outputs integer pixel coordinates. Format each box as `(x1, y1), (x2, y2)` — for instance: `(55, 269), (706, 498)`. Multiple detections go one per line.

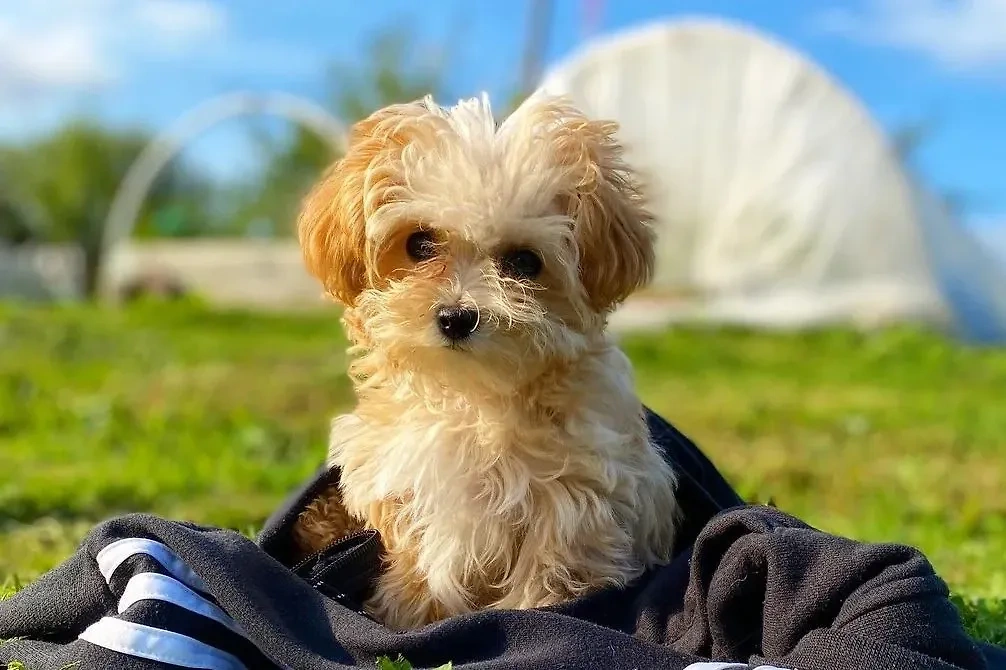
(1, 411), (1001, 669)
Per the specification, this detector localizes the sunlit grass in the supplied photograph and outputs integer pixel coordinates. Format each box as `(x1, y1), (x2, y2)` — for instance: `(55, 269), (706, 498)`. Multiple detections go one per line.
(1, 301), (1004, 643)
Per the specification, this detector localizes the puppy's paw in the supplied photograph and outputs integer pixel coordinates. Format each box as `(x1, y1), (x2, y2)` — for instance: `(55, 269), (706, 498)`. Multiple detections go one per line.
(292, 483), (365, 558)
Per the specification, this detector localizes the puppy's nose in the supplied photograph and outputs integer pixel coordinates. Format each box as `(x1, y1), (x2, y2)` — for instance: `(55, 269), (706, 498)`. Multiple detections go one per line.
(436, 305), (479, 341)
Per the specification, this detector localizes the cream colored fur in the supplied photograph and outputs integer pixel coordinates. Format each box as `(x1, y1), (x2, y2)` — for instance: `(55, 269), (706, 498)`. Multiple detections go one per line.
(294, 92), (680, 630)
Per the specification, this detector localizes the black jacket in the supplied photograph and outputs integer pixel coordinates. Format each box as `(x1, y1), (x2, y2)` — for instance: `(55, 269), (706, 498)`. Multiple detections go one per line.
(2, 411), (1003, 669)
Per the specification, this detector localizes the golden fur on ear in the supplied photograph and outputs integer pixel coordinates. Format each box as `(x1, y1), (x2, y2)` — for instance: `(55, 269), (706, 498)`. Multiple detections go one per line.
(526, 97), (656, 312)
(297, 159), (365, 305)
(297, 102), (434, 305)
(571, 155), (656, 312)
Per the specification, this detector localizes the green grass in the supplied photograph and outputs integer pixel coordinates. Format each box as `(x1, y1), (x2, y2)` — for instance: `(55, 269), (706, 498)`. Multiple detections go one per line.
(377, 655), (451, 670)
(1, 301), (1004, 644)
(0, 302), (352, 578)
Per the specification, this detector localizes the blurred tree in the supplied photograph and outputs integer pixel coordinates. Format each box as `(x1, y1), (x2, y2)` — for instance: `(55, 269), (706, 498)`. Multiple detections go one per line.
(0, 171), (40, 246)
(234, 27), (447, 235)
(0, 121), (213, 298)
(891, 117), (939, 166)
(518, 0), (554, 99)
(891, 117), (974, 222)
(0, 200), (33, 246)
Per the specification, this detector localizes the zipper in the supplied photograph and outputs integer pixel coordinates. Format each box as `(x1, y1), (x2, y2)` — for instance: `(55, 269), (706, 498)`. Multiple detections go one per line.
(290, 528), (382, 619)
(290, 528), (377, 574)
(311, 531), (381, 580)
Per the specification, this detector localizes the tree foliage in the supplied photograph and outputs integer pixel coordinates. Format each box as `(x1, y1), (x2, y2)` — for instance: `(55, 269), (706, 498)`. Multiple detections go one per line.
(0, 120), (211, 297)
(0, 26), (451, 301)
(891, 117), (970, 220)
(234, 28), (447, 235)
(0, 170), (41, 245)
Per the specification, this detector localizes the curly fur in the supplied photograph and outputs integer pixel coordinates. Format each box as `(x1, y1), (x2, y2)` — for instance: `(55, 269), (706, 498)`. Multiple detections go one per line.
(293, 92), (680, 630)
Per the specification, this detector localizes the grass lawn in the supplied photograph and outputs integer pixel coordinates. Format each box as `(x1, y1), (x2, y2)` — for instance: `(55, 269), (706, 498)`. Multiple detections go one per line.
(0, 301), (1004, 645)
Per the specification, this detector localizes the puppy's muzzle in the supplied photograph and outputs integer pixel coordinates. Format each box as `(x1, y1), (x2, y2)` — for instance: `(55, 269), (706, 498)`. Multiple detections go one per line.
(436, 305), (479, 342)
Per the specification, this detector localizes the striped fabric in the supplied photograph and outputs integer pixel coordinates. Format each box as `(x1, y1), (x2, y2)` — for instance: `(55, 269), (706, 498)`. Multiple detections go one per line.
(80, 537), (277, 670)
(684, 659), (792, 663)
(79, 539), (795, 670)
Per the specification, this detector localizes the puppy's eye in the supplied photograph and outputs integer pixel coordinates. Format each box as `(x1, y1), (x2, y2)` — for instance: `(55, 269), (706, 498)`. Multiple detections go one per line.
(499, 248), (543, 280)
(406, 231), (438, 261)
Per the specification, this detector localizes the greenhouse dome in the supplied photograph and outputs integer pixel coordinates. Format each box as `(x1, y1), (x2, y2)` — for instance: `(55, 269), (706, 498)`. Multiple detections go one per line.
(539, 18), (1006, 343)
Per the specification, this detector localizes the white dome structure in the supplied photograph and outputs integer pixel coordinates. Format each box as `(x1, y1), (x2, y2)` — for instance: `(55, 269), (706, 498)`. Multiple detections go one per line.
(540, 18), (1006, 342)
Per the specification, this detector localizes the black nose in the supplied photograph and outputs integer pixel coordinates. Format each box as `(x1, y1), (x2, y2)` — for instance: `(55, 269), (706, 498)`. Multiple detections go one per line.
(436, 305), (479, 341)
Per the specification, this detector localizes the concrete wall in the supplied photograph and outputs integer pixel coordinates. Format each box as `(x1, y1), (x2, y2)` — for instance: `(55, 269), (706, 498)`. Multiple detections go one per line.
(1, 240), (326, 307)
(0, 245), (83, 301)
(0, 240), (664, 331)
(104, 240), (327, 308)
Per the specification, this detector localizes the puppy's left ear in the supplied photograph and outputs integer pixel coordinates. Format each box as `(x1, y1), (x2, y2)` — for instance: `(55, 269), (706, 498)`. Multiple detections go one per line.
(544, 100), (656, 312)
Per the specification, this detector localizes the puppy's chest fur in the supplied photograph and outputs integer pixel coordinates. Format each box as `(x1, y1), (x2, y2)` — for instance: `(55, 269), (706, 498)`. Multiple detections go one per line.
(295, 347), (679, 629)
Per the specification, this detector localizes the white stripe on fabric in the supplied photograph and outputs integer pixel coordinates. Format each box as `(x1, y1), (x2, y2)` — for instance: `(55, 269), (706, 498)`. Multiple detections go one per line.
(96, 537), (209, 593)
(79, 617), (246, 670)
(118, 572), (245, 637)
(683, 664), (793, 670)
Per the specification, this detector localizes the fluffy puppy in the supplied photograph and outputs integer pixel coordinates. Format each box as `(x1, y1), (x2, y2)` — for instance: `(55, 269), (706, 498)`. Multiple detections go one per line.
(292, 93), (680, 631)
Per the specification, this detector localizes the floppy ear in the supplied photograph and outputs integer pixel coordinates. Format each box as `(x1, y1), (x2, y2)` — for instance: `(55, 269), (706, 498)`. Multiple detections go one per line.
(297, 101), (431, 306)
(532, 98), (656, 312)
(297, 156), (366, 305)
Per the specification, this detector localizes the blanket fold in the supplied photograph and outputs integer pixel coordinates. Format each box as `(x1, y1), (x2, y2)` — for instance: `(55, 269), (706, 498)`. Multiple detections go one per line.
(2, 411), (1000, 669)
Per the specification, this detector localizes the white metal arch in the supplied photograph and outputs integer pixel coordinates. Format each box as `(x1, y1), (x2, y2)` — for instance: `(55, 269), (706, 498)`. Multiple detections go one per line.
(98, 90), (348, 298)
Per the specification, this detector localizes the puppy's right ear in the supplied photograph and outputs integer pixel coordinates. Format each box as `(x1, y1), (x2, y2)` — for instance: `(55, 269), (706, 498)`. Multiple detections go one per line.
(297, 102), (430, 306)
(298, 155), (366, 306)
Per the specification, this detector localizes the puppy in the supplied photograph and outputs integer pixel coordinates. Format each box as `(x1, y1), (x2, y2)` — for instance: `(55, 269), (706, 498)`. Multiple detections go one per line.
(292, 93), (680, 631)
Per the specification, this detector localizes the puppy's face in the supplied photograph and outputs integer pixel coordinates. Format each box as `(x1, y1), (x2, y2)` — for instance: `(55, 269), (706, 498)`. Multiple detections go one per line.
(298, 94), (654, 392)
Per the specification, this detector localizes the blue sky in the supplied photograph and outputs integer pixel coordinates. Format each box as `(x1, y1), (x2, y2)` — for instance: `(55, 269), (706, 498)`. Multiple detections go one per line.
(0, 0), (1003, 253)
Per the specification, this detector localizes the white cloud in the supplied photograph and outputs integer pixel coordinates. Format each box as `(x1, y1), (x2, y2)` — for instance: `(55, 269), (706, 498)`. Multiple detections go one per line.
(816, 0), (1006, 75)
(0, 21), (111, 93)
(0, 0), (228, 99)
(134, 0), (226, 42)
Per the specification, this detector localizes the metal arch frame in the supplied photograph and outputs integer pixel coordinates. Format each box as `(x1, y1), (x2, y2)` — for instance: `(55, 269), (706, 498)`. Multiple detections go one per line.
(98, 90), (348, 300)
